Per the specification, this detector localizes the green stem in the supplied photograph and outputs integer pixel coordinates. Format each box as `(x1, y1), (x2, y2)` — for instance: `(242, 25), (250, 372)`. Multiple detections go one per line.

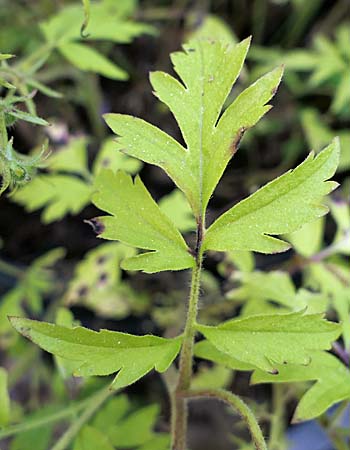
(171, 221), (203, 450)
(182, 389), (267, 450)
(50, 385), (113, 450)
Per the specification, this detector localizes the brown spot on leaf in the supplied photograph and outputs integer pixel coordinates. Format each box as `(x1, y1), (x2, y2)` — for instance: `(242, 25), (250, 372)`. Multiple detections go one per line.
(101, 158), (110, 167)
(229, 127), (247, 156)
(269, 368), (279, 375)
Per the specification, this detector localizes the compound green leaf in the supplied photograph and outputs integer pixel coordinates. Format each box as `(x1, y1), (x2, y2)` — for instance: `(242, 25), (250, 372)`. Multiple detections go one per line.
(58, 42), (128, 80)
(13, 174), (92, 223)
(196, 311), (340, 373)
(10, 317), (182, 389)
(252, 352), (350, 422)
(204, 140), (339, 254)
(104, 38), (282, 217)
(91, 170), (194, 273)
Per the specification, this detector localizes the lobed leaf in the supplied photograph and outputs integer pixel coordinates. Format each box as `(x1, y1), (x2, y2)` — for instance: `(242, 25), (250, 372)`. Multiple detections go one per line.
(105, 38), (283, 217)
(10, 317), (182, 389)
(91, 170), (194, 273)
(196, 310), (340, 373)
(204, 139), (339, 254)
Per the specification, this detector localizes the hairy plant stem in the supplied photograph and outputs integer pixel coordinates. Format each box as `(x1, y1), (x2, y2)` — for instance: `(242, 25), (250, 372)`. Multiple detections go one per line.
(171, 220), (203, 450)
(182, 389), (267, 450)
(171, 217), (267, 450)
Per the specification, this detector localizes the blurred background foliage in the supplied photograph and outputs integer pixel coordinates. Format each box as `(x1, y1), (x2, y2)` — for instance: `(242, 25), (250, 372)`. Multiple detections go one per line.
(0, 1), (349, 449)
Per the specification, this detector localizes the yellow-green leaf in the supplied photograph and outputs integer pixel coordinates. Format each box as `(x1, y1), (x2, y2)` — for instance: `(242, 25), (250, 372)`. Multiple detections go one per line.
(91, 170), (194, 273)
(10, 317), (182, 390)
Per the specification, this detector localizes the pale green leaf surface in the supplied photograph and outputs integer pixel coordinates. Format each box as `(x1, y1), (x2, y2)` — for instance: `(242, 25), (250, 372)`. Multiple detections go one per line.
(12, 174), (92, 223)
(218, 251), (255, 276)
(73, 425), (114, 450)
(108, 404), (159, 447)
(40, 3), (154, 45)
(10, 317), (182, 389)
(294, 289), (328, 315)
(228, 271), (295, 306)
(252, 352), (350, 422)
(0, 368), (10, 427)
(48, 137), (88, 175)
(194, 340), (254, 371)
(191, 364), (232, 390)
(92, 395), (130, 430)
(92, 138), (141, 175)
(54, 307), (79, 379)
(105, 38), (282, 216)
(196, 311), (340, 372)
(65, 242), (146, 319)
(58, 42), (128, 80)
(92, 170), (194, 272)
(286, 217), (324, 257)
(159, 189), (196, 232)
(332, 71), (350, 113)
(0, 248), (64, 342)
(204, 140), (339, 254)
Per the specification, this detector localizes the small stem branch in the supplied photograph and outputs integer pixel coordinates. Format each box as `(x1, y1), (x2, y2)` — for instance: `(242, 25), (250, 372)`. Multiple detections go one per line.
(181, 389), (267, 450)
(50, 385), (113, 450)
